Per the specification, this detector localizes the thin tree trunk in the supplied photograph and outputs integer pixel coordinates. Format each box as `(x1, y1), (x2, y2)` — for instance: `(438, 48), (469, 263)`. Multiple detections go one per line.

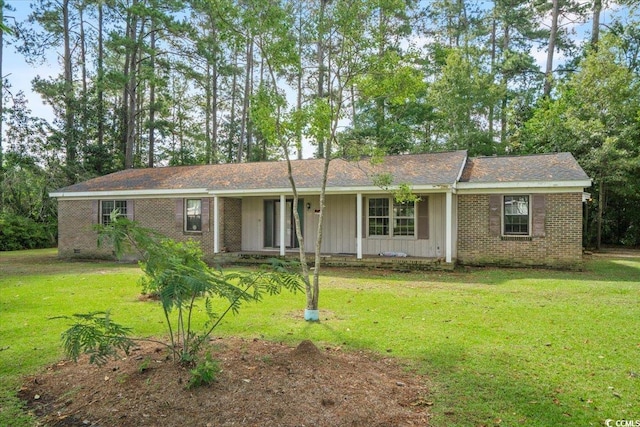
(316, 0), (327, 158)
(211, 23), (219, 164)
(488, 14), (496, 139)
(228, 45), (238, 163)
(205, 63), (212, 164)
(238, 36), (253, 163)
(500, 23), (510, 144)
(296, 2), (303, 160)
(148, 21), (156, 168)
(597, 179), (604, 250)
(63, 0), (76, 170)
(79, 5), (88, 160)
(591, 0), (602, 47)
(544, 0), (559, 98)
(97, 1), (104, 173)
(0, 0), (4, 210)
(125, 0), (140, 169)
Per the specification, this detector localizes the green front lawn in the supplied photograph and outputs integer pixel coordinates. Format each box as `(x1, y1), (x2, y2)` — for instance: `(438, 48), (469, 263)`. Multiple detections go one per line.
(1, 249), (639, 426)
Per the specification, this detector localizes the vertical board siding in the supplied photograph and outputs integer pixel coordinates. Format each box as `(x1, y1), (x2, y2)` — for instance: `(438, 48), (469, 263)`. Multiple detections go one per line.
(240, 193), (447, 257)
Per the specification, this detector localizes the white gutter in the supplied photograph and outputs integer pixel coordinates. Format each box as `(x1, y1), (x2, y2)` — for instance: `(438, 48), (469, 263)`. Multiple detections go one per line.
(456, 180), (592, 192)
(451, 153), (468, 193)
(49, 188), (210, 199)
(207, 184), (453, 197)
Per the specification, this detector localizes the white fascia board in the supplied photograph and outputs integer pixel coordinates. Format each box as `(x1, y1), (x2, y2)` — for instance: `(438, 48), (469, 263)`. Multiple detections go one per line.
(51, 184), (458, 200)
(456, 180), (592, 194)
(49, 188), (210, 200)
(208, 184), (454, 197)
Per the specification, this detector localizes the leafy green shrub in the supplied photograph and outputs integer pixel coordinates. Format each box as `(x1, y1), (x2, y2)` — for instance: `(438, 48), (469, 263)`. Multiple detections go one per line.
(187, 353), (221, 389)
(60, 215), (302, 366)
(0, 213), (56, 250)
(58, 311), (135, 366)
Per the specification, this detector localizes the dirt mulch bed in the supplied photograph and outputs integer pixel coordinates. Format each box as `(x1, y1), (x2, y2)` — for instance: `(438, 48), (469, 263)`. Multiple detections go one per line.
(19, 338), (432, 426)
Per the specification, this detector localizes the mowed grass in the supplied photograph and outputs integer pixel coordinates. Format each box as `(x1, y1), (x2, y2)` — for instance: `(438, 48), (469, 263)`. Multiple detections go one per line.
(1, 249), (639, 426)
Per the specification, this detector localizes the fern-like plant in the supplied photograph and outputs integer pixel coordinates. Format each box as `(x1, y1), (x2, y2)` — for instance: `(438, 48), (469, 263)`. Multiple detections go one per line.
(60, 214), (302, 370)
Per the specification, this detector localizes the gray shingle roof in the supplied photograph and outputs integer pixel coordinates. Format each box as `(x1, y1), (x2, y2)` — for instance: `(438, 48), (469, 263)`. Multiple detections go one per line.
(460, 152), (590, 183)
(52, 151), (590, 196)
(54, 151), (469, 194)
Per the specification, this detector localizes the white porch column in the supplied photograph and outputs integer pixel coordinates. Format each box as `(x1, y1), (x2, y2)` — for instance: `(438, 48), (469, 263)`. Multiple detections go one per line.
(356, 193), (363, 259)
(445, 190), (453, 263)
(279, 194), (286, 256)
(213, 196), (219, 254)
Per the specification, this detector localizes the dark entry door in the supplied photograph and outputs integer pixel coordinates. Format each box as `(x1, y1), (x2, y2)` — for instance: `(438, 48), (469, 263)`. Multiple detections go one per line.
(264, 199), (303, 248)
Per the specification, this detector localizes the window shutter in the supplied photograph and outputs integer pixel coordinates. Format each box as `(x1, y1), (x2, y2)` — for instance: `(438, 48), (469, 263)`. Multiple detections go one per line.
(92, 200), (100, 224)
(362, 197), (367, 238)
(201, 198), (210, 232)
(489, 195), (501, 236)
(532, 194), (546, 237)
(417, 197), (429, 240)
(126, 200), (134, 221)
(175, 199), (184, 231)
(356, 197), (367, 238)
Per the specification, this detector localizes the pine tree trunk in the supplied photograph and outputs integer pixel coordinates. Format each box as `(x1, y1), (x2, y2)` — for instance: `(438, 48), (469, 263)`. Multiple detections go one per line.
(0, 0), (4, 209)
(544, 0), (559, 98)
(211, 23), (219, 164)
(238, 36), (253, 163)
(148, 22), (156, 168)
(96, 1), (104, 173)
(63, 0), (76, 170)
(591, 0), (602, 47)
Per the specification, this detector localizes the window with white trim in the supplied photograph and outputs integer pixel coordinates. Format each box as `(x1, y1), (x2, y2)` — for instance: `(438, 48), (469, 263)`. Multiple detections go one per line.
(393, 200), (415, 236)
(101, 200), (127, 225)
(503, 195), (529, 235)
(185, 199), (202, 232)
(368, 198), (415, 237)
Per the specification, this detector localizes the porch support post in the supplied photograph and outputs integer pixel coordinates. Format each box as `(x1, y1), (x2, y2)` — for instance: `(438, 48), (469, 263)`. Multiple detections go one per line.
(279, 194), (286, 256)
(356, 193), (363, 259)
(445, 190), (453, 263)
(213, 196), (219, 254)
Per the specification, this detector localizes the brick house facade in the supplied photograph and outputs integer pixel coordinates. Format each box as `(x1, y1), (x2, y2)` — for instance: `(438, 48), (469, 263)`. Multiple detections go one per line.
(57, 197), (243, 260)
(51, 151), (590, 268)
(457, 193), (584, 268)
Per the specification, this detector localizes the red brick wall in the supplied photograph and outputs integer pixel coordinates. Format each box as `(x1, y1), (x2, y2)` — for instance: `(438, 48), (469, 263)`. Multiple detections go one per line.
(222, 198), (242, 252)
(457, 193), (584, 268)
(57, 197), (239, 260)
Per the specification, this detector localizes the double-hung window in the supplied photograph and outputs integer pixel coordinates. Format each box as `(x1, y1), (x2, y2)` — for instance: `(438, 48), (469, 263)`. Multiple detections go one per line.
(368, 198), (390, 236)
(101, 200), (127, 225)
(503, 195), (529, 235)
(393, 201), (415, 236)
(368, 198), (415, 237)
(185, 199), (202, 232)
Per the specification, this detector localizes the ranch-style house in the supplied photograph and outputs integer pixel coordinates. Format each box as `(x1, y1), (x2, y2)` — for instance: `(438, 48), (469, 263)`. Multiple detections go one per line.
(50, 150), (591, 269)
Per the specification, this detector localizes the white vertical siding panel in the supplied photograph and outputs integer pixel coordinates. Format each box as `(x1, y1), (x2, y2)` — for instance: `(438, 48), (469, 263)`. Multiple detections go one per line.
(240, 193), (448, 258)
(241, 197), (263, 251)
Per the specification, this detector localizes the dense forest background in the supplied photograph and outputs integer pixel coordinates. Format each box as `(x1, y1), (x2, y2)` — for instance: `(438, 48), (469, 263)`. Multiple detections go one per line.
(0, 0), (638, 251)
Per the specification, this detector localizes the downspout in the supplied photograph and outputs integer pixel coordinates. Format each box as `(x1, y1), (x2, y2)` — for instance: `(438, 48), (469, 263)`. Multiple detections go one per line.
(446, 151), (468, 263)
(213, 196), (219, 254)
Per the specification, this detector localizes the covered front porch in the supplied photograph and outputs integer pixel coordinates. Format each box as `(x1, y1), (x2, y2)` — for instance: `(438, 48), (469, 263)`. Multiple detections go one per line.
(210, 191), (458, 264)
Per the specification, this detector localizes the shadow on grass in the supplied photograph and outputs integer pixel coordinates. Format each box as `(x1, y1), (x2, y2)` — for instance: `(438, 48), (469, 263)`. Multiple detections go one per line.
(291, 321), (604, 427)
(319, 255), (640, 286)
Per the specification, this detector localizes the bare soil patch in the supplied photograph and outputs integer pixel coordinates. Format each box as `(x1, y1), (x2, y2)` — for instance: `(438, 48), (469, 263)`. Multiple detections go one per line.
(20, 338), (431, 426)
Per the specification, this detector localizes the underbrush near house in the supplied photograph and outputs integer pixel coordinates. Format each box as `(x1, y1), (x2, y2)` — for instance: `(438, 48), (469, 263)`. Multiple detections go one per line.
(1, 249), (639, 426)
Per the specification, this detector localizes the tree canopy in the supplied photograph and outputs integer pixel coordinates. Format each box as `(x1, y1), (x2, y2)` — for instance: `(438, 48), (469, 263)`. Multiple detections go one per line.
(1, 0), (639, 249)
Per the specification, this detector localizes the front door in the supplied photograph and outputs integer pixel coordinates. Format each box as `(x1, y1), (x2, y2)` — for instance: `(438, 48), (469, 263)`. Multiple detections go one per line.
(264, 199), (303, 249)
